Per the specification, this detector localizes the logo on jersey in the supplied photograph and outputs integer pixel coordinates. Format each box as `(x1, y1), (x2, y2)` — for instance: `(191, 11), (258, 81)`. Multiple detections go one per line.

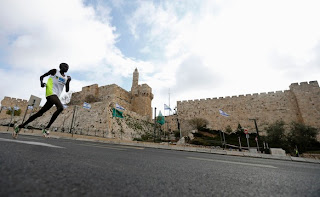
(58, 77), (66, 83)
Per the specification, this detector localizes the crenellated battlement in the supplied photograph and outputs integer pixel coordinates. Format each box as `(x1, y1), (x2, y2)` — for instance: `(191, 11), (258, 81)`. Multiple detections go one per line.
(289, 80), (319, 89)
(1, 97), (28, 106)
(178, 89), (289, 104)
(131, 84), (153, 98)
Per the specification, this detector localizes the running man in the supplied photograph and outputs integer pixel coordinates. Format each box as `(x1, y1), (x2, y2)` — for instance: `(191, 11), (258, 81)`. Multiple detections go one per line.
(13, 63), (71, 138)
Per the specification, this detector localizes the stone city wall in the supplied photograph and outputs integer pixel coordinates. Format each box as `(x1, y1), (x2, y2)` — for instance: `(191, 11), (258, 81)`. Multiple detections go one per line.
(165, 81), (320, 136)
(99, 84), (132, 110)
(0, 97), (30, 119)
(70, 84), (132, 106)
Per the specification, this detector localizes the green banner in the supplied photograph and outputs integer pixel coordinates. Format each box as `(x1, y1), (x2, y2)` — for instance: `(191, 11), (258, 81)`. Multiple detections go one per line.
(112, 108), (123, 118)
(157, 111), (165, 125)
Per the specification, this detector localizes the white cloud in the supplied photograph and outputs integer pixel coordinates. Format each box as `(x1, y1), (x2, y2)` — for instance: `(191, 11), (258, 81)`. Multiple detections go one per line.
(0, 0), (117, 71)
(128, 0), (320, 112)
(0, 0), (320, 118)
(0, 0), (155, 105)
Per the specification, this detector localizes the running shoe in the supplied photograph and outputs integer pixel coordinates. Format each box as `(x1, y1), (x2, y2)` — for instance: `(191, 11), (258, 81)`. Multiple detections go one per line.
(42, 129), (50, 138)
(12, 126), (20, 139)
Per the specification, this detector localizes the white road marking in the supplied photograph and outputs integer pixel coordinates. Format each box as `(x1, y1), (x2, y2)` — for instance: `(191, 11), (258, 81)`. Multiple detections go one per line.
(113, 145), (145, 150)
(78, 143), (126, 150)
(0, 138), (64, 149)
(187, 157), (277, 169)
(78, 143), (144, 150)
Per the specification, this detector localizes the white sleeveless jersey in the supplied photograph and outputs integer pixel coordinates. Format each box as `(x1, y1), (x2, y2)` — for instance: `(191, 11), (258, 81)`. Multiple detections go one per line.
(46, 70), (68, 97)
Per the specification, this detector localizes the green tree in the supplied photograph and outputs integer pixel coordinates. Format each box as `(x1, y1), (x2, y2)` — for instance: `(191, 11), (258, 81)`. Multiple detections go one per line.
(225, 125), (232, 133)
(235, 123), (244, 137)
(188, 118), (208, 131)
(6, 109), (21, 116)
(265, 120), (287, 149)
(287, 122), (319, 154)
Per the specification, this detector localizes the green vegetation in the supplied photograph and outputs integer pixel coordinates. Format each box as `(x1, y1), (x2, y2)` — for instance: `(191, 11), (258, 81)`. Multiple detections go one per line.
(261, 121), (320, 155)
(188, 121), (320, 156)
(130, 116), (319, 155)
(188, 118), (208, 130)
(225, 125), (232, 134)
(125, 114), (154, 132)
(264, 120), (288, 149)
(287, 122), (319, 154)
(189, 131), (221, 146)
(6, 109), (21, 116)
(174, 130), (180, 139)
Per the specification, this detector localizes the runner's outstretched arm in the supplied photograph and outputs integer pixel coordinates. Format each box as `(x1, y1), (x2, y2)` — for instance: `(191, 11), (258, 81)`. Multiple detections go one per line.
(40, 69), (56, 87)
(66, 76), (71, 92)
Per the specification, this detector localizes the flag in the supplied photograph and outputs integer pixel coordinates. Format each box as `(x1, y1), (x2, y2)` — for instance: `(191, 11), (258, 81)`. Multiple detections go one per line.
(1, 106), (7, 110)
(157, 111), (165, 125)
(28, 105), (34, 110)
(13, 106), (20, 111)
(116, 103), (125, 111)
(112, 108), (123, 118)
(164, 104), (171, 111)
(83, 102), (91, 109)
(219, 109), (230, 117)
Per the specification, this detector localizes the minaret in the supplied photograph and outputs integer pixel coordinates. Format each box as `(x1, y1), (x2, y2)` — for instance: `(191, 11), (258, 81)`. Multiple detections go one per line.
(131, 68), (139, 92)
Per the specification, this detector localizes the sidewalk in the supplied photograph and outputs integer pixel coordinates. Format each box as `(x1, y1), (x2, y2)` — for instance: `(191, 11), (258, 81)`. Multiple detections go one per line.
(1, 127), (319, 164)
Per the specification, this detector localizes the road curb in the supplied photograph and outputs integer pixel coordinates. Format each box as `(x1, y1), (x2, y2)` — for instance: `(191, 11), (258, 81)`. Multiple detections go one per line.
(1, 130), (319, 164)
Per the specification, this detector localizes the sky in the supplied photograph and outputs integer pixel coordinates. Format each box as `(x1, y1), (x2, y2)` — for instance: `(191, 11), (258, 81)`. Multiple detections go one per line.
(0, 0), (319, 116)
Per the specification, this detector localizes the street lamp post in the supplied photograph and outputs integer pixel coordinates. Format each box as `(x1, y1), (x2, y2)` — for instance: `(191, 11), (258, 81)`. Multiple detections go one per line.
(249, 118), (260, 151)
(175, 107), (182, 139)
(154, 107), (157, 142)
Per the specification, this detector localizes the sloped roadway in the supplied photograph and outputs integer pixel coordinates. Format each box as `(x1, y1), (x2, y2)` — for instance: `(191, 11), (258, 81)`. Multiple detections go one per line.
(0, 133), (319, 197)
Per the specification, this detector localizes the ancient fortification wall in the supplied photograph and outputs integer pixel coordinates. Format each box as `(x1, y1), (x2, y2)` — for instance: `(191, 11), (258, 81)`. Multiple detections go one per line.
(70, 68), (153, 119)
(171, 81), (320, 135)
(0, 97), (29, 119)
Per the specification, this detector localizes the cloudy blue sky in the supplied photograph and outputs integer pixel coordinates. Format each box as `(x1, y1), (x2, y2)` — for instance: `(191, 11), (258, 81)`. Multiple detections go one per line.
(0, 0), (319, 115)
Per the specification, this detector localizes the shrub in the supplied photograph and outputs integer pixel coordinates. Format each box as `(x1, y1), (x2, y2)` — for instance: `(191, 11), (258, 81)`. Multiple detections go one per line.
(225, 125), (232, 133)
(6, 109), (21, 116)
(287, 122), (319, 154)
(84, 94), (99, 103)
(266, 120), (287, 148)
(188, 118), (208, 130)
(174, 130), (181, 138)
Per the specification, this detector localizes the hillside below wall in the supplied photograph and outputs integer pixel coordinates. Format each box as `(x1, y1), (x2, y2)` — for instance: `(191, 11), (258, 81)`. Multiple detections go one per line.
(0, 100), (153, 141)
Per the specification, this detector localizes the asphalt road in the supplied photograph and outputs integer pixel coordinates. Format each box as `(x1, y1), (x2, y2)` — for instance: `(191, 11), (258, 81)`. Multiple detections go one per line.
(1, 133), (319, 197)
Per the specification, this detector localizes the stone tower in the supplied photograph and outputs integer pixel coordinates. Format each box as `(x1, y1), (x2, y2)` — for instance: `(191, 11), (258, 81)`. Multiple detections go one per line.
(131, 68), (139, 92)
(131, 68), (154, 119)
(289, 81), (320, 128)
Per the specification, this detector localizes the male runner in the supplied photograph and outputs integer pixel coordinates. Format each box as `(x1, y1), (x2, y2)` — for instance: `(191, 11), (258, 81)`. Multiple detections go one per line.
(13, 63), (71, 138)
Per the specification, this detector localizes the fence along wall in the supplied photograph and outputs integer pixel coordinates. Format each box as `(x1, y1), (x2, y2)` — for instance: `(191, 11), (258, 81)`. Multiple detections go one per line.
(176, 81), (320, 134)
